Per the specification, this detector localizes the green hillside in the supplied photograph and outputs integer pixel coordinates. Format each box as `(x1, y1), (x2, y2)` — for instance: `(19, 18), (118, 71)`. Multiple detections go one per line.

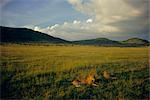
(122, 38), (149, 45)
(74, 38), (121, 46)
(0, 26), (149, 46)
(0, 26), (69, 44)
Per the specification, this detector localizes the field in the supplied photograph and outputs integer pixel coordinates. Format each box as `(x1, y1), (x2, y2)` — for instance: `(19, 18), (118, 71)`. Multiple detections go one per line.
(0, 44), (149, 99)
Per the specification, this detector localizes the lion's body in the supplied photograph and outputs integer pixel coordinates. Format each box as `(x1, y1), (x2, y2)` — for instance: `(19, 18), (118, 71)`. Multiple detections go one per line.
(72, 74), (96, 87)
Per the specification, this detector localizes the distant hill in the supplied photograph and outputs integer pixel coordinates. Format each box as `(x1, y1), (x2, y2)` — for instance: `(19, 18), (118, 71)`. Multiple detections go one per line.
(74, 38), (149, 46)
(0, 26), (149, 46)
(0, 26), (69, 44)
(74, 38), (122, 46)
(122, 38), (149, 45)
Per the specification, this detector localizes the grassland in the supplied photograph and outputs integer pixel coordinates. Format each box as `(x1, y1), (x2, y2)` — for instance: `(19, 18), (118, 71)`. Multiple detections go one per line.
(0, 44), (149, 99)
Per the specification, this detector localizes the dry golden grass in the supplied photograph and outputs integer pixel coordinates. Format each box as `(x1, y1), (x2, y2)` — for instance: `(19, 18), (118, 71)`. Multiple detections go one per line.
(0, 44), (149, 99)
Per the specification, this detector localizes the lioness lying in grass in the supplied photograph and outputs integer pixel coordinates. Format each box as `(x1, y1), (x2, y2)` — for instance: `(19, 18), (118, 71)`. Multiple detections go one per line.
(72, 74), (98, 87)
(72, 70), (117, 87)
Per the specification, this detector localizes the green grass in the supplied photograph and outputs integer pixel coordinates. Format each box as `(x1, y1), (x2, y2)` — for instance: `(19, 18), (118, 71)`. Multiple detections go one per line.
(0, 44), (149, 99)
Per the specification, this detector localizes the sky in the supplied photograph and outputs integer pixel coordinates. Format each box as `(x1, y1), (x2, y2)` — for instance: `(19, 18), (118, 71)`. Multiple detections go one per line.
(0, 0), (149, 41)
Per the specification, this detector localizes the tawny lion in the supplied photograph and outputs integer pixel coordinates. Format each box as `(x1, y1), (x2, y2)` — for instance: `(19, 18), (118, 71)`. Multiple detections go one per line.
(103, 70), (110, 79)
(103, 70), (117, 80)
(72, 74), (98, 87)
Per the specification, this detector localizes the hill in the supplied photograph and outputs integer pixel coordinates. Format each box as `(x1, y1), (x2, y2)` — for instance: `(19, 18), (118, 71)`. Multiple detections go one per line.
(122, 38), (149, 45)
(0, 26), (69, 44)
(74, 38), (121, 46)
(0, 26), (149, 46)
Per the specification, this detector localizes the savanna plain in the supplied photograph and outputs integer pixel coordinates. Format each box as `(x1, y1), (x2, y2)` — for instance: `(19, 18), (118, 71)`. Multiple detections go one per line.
(0, 44), (149, 99)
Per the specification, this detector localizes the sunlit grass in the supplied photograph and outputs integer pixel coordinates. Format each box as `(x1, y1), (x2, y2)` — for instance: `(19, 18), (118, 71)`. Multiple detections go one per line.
(0, 44), (149, 99)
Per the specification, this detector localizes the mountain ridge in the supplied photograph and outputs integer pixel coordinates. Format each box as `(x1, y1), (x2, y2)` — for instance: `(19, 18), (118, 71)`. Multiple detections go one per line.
(73, 37), (121, 46)
(0, 26), (149, 46)
(0, 26), (69, 44)
(122, 38), (149, 44)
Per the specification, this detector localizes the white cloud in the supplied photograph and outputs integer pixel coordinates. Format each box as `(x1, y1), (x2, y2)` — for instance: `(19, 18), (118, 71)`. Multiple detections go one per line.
(68, 0), (140, 23)
(131, 10), (142, 16)
(32, 0), (148, 41)
(86, 19), (93, 23)
(63, 22), (68, 25)
(33, 19), (122, 41)
(23, 25), (34, 29)
(50, 24), (59, 30)
(34, 26), (41, 31)
(73, 20), (81, 24)
(68, 0), (80, 4)
(67, 0), (148, 40)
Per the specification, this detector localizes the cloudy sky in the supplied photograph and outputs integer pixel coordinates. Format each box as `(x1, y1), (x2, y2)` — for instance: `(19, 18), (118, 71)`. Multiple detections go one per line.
(1, 0), (149, 41)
